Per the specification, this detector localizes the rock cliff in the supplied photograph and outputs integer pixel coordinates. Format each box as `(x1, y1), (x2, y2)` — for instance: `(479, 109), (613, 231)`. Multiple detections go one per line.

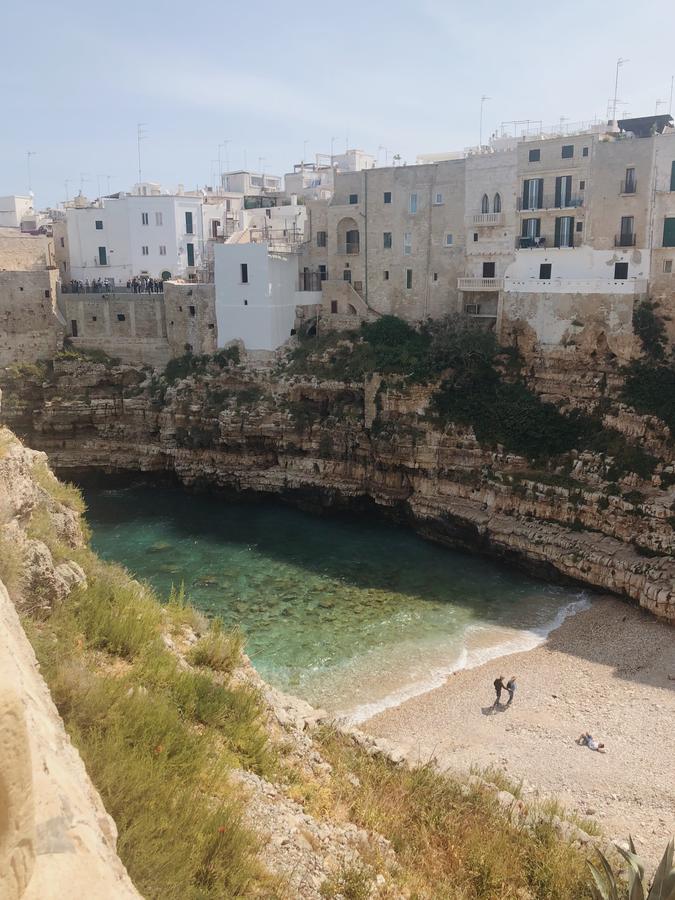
(1, 354), (673, 622)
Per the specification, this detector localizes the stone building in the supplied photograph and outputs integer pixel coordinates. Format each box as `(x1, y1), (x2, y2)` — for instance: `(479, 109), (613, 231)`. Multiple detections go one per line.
(0, 229), (64, 366)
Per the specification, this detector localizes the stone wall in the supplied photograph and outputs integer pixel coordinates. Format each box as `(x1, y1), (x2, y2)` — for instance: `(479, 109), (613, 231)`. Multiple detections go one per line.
(164, 281), (217, 357)
(0, 269), (65, 367)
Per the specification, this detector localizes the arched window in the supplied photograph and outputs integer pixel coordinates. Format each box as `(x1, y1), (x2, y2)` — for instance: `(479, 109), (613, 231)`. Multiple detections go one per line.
(493, 192), (502, 213)
(481, 194), (489, 214)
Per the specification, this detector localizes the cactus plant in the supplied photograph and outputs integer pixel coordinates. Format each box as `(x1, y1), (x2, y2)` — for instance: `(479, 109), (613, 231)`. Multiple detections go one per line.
(587, 836), (675, 900)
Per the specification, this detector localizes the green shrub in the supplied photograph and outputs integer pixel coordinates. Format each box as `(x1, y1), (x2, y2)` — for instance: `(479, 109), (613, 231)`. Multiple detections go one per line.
(622, 359), (675, 433)
(632, 300), (668, 360)
(0, 529), (23, 601)
(188, 620), (243, 674)
(32, 460), (86, 513)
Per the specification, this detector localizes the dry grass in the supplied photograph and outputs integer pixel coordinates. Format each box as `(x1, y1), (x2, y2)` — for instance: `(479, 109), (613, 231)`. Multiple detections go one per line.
(31, 459), (86, 513)
(188, 620), (243, 674)
(313, 728), (597, 900)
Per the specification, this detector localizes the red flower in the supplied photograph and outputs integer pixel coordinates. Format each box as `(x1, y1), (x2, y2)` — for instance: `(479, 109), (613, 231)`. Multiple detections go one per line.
(218, 826), (225, 834)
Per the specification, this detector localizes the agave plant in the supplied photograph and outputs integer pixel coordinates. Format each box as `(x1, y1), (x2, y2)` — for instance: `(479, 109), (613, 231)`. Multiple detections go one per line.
(587, 836), (675, 900)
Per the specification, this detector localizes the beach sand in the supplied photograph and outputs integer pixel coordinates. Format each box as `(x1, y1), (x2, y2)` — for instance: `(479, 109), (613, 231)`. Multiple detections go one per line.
(362, 597), (675, 865)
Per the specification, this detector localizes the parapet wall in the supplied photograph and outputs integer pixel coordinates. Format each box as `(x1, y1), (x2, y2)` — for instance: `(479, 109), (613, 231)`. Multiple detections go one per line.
(0, 270), (64, 367)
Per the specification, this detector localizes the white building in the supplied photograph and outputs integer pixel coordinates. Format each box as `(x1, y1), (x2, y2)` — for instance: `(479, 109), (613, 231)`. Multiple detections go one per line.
(221, 171), (282, 195)
(0, 195), (34, 229)
(213, 240), (319, 351)
(62, 188), (229, 284)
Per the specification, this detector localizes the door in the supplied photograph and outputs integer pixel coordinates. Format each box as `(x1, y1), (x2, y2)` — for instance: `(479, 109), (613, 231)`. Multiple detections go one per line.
(482, 262), (496, 278)
(555, 175), (572, 208)
(186, 243), (195, 267)
(554, 217), (574, 248)
(343, 269), (351, 283)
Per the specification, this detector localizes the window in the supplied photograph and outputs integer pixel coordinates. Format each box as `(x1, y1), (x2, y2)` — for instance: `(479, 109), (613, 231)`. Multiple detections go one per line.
(663, 217), (675, 247)
(614, 262), (629, 280)
(240, 263), (248, 283)
(316, 230), (327, 247)
(465, 303), (480, 315)
(576, 221), (583, 232)
(98, 246), (107, 265)
(403, 232), (412, 255)
(670, 161), (675, 191)
(383, 270), (389, 280)
(92, 315), (97, 321)
(445, 233), (453, 246)
(663, 260), (672, 273)
(405, 269), (413, 289)
(117, 313), (126, 321)
(528, 148), (541, 162)
(522, 218), (541, 238)
(185, 211), (193, 234)
(70, 319), (78, 337)
(142, 246), (149, 255)
(554, 216), (575, 248)
(582, 146), (589, 157)
(383, 191), (391, 204)
(433, 272), (438, 281)
(243, 299), (248, 306)
(409, 193), (418, 214)
(473, 232), (478, 242)
(539, 263), (552, 279)
(482, 262), (495, 278)
(349, 194), (358, 204)
(159, 245), (167, 255)
(579, 180), (586, 190)
(522, 178), (543, 210)
(433, 192), (443, 205)
(383, 232), (392, 249)
(555, 175), (572, 208)
(141, 212), (149, 225)
(493, 193), (501, 213)
(44, 289), (50, 298)
(619, 216), (635, 246)
(481, 194), (489, 214)
(561, 144), (574, 159)
(155, 212), (163, 225)
(95, 220), (103, 230)
(189, 305), (196, 317)
(331, 300), (338, 314)
(186, 243), (195, 267)
(622, 167), (636, 194)
(343, 269), (351, 283)
(318, 264), (327, 281)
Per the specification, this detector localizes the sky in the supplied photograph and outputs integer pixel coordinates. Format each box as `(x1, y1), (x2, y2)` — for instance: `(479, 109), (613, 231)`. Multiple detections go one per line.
(2, 0), (675, 208)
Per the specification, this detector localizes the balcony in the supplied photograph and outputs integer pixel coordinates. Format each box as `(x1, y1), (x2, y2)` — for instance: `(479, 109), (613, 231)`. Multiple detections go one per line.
(517, 195), (584, 211)
(337, 241), (360, 255)
(471, 212), (504, 226)
(457, 277), (503, 291)
(620, 178), (637, 195)
(517, 234), (582, 249)
(615, 233), (637, 247)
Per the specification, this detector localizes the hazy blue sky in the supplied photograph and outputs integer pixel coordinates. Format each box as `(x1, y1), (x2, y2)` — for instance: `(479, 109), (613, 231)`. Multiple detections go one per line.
(2, 0), (674, 207)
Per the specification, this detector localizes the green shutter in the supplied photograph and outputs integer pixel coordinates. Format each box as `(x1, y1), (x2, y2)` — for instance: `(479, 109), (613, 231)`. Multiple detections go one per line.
(185, 211), (193, 234)
(537, 178), (544, 209)
(663, 218), (675, 247)
(670, 162), (675, 192)
(555, 177), (562, 208)
(522, 180), (529, 209)
(554, 218), (561, 247)
(98, 246), (107, 265)
(186, 243), (195, 266)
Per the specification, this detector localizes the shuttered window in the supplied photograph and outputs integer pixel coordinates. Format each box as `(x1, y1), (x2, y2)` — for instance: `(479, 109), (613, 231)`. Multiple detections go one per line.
(98, 246), (107, 265)
(555, 176), (572, 208)
(186, 243), (195, 266)
(554, 216), (574, 248)
(522, 179), (543, 210)
(670, 162), (675, 191)
(663, 217), (675, 247)
(185, 211), (193, 234)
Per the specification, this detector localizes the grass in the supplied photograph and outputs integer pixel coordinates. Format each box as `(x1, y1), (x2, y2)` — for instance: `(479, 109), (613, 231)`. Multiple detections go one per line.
(312, 728), (597, 900)
(24, 544), (281, 898)
(188, 620), (243, 674)
(32, 459), (87, 514)
(0, 528), (23, 602)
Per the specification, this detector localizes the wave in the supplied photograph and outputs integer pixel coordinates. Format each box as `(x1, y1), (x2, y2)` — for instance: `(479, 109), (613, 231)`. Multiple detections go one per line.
(343, 593), (591, 725)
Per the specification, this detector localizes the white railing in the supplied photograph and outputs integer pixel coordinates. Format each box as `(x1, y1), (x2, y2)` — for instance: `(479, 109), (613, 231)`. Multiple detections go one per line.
(457, 277), (503, 291)
(471, 212), (504, 226)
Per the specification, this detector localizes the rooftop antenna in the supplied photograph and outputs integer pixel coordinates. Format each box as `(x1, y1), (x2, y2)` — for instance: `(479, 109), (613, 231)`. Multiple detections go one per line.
(79, 173), (90, 194)
(378, 145), (390, 165)
(611, 58), (629, 123)
(64, 179), (72, 203)
(558, 115), (569, 134)
(655, 98), (668, 114)
(330, 136), (337, 165)
(26, 151), (36, 194)
(670, 75), (674, 115)
(137, 122), (148, 184)
(479, 95), (490, 148)
(104, 174), (116, 194)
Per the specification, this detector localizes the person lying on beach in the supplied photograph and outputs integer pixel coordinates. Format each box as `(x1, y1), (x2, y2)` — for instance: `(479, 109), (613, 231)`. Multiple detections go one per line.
(577, 733), (606, 753)
(493, 676), (506, 706)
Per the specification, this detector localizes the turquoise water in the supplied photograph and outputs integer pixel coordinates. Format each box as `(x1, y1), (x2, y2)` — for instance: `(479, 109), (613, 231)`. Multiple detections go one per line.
(83, 484), (588, 720)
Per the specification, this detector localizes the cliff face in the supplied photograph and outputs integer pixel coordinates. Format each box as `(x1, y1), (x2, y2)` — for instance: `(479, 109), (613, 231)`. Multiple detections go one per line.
(0, 428), (140, 900)
(2, 355), (673, 623)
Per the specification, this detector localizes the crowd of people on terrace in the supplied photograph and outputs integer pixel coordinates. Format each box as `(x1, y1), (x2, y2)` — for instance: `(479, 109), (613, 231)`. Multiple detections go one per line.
(65, 276), (164, 294)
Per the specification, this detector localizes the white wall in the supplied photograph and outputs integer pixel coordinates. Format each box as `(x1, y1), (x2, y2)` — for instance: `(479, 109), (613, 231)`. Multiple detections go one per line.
(214, 242), (315, 350)
(505, 245), (649, 294)
(0, 196), (34, 229)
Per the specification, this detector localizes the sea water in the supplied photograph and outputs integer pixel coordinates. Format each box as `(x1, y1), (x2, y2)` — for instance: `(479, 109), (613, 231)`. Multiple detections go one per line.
(83, 483), (589, 722)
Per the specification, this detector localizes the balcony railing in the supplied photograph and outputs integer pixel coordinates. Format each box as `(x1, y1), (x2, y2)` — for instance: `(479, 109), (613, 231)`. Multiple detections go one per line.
(517, 234), (582, 249)
(620, 178), (637, 194)
(517, 195), (584, 211)
(471, 212), (504, 226)
(457, 277), (503, 291)
(615, 233), (637, 247)
(337, 241), (360, 255)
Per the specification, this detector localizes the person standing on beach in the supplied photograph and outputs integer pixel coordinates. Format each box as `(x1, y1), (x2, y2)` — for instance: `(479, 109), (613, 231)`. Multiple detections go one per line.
(493, 676), (506, 706)
(506, 676), (517, 705)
